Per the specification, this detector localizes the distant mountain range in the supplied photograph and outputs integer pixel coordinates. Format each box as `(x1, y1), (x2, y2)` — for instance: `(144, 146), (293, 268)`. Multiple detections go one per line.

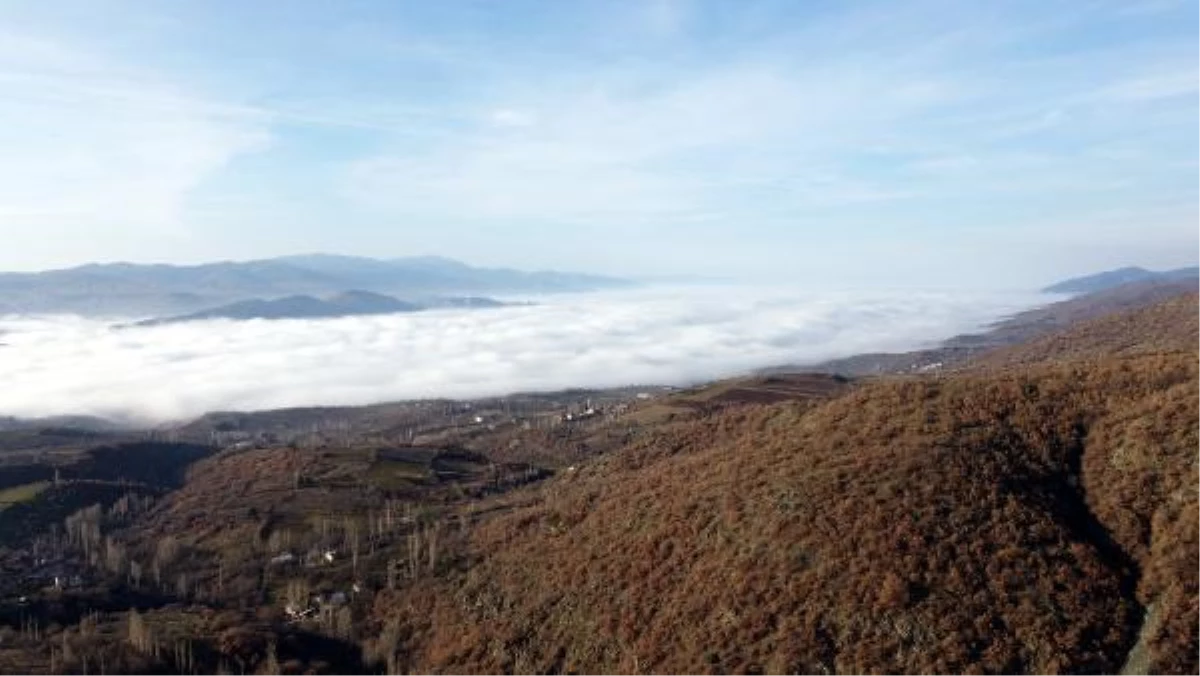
(0, 254), (629, 317)
(1042, 265), (1199, 294)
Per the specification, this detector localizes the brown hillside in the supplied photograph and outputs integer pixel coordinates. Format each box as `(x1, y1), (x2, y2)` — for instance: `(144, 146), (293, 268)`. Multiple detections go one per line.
(369, 351), (1197, 674)
(979, 278), (1198, 344)
(798, 278), (1198, 376)
(976, 292), (1198, 367)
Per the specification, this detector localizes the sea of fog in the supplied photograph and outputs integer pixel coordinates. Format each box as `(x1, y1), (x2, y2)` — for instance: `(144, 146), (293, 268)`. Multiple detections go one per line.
(0, 285), (1053, 423)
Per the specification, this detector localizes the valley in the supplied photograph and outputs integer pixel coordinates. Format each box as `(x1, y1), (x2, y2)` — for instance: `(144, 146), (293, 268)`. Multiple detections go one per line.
(3, 1), (1195, 672)
(0, 280), (1194, 674)
(0, 372), (849, 673)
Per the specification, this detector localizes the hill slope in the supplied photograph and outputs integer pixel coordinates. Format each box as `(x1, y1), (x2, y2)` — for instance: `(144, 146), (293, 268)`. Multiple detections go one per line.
(800, 277), (1198, 376)
(365, 360), (1196, 673)
(364, 297), (1198, 674)
(976, 292), (1198, 367)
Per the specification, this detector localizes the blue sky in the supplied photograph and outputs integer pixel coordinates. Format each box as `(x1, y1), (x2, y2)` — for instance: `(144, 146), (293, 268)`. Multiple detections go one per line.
(0, 0), (1196, 288)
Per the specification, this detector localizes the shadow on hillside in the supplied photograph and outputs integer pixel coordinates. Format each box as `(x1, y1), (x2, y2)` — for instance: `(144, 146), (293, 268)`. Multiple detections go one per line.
(998, 420), (1145, 667)
(0, 586), (175, 630)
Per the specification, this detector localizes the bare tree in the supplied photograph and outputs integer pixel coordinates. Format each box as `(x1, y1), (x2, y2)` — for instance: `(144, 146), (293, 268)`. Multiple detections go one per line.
(285, 578), (310, 610)
(151, 535), (181, 591)
(406, 530), (421, 580)
(347, 519), (362, 577)
(427, 522), (439, 575)
(128, 609), (154, 654)
(173, 639), (195, 675)
(265, 641), (281, 675)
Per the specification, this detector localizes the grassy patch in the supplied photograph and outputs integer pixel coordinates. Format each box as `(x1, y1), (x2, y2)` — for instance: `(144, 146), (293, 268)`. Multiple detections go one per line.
(0, 481), (50, 511)
(365, 460), (430, 489)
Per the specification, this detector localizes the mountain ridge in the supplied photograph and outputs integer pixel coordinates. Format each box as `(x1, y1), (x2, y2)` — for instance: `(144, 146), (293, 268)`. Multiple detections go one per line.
(131, 289), (514, 327)
(1042, 265), (1199, 294)
(0, 255), (630, 317)
(132, 290), (420, 326)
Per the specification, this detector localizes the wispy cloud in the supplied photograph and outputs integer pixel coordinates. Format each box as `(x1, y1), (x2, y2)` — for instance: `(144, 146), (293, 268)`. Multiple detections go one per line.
(342, 59), (951, 225)
(1110, 0), (1190, 17)
(0, 1), (1194, 283)
(0, 29), (268, 262)
(336, 1), (1196, 267)
(1094, 70), (1198, 102)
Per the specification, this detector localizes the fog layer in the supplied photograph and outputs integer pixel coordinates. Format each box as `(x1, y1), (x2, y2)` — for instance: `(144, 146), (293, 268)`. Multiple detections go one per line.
(0, 286), (1048, 422)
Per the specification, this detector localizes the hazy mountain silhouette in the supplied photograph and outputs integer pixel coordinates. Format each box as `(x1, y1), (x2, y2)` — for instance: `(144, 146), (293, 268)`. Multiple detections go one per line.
(0, 255), (629, 316)
(132, 290), (514, 326)
(132, 290), (420, 326)
(1043, 265), (1198, 294)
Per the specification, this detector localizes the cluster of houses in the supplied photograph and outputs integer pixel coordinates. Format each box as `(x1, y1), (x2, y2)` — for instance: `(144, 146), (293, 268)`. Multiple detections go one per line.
(282, 584), (364, 623)
(267, 547), (361, 622)
(284, 589), (353, 622)
(269, 547), (341, 569)
(13, 556), (89, 593)
(560, 406), (601, 423)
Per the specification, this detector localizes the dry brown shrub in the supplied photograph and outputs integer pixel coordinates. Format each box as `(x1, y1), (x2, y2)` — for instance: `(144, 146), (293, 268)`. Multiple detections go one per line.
(368, 335), (1197, 674)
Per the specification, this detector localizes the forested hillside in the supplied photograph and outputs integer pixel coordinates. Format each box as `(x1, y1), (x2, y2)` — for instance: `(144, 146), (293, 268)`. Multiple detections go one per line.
(369, 348), (1197, 673)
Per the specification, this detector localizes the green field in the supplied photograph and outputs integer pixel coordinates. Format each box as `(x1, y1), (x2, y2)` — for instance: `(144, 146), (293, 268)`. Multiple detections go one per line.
(365, 460), (431, 489)
(0, 481), (50, 511)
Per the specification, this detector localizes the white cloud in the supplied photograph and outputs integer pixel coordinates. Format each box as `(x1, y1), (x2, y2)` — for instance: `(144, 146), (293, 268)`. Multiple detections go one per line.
(1094, 71), (1199, 102)
(1110, 0), (1189, 17)
(342, 60), (952, 226)
(0, 286), (1046, 423)
(0, 31), (269, 264)
(0, 1), (1192, 284)
(639, 0), (690, 38)
(487, 108), (538, 129)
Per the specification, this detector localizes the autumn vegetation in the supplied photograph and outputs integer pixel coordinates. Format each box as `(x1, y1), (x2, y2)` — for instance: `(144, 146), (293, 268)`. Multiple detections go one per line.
(369, 354), (1196, 673)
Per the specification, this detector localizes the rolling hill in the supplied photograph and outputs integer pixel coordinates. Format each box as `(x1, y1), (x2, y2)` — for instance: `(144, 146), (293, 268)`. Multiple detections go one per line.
(132, 291), (425, 326)
(360, 293), (1197, 673)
